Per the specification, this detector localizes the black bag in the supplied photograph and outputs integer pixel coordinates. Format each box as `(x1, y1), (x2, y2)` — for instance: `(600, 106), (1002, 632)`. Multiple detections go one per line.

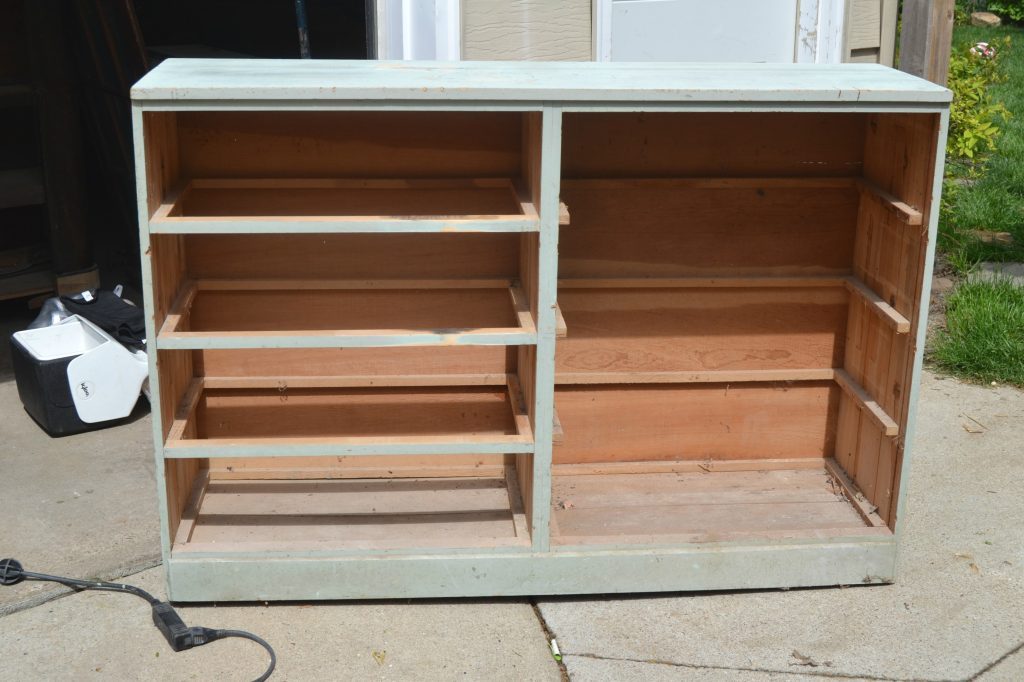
(60, 290), (146, 351)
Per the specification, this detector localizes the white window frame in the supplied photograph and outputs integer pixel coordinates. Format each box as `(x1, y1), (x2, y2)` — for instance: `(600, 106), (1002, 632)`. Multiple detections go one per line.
(375, 0), (461, 60)
(592, 0), (848, 64)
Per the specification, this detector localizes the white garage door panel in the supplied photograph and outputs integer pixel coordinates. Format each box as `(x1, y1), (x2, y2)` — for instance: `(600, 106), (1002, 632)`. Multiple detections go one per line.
(611, 0), (800, 62)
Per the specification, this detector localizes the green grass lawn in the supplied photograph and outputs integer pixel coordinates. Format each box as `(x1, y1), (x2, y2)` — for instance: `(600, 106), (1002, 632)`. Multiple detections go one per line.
(931, 23), (1024, 386)
(933, 278), (1024, 384)
(941, 24), (1024, 268)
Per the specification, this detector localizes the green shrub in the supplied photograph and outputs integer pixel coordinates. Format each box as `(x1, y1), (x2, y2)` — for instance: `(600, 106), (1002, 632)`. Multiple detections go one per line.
(946, 36), (1011, 167)
(988, 1), (1024, 22)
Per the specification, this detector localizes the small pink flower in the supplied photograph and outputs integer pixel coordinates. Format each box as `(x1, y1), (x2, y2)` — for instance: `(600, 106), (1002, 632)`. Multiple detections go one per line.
(970, 42), (996, 58)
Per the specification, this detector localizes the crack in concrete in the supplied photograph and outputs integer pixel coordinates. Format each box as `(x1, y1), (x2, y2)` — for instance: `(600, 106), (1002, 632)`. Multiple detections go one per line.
(566, 652), (959, 682)
(970, 639), (1024, 680)
(529, 600), (569, 682)
(0, 555), (161, 619)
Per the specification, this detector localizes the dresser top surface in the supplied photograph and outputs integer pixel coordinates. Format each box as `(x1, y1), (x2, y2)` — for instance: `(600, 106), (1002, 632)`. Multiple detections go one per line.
(132, 59), (951, 106)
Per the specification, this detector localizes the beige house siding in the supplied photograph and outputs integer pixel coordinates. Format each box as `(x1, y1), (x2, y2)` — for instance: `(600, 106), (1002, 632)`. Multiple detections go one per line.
(461, 0), (592, 61)
(845, 0), (899, 65)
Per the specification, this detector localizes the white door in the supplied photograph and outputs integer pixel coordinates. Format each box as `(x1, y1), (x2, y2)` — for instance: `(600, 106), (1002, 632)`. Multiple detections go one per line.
(596, 0), (847, 63)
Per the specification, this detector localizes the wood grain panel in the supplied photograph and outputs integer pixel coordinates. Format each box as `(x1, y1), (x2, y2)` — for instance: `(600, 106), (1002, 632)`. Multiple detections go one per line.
(553, 382), (839, 463)
(177, 111), (524, 179)
(555, 287), (848, 375)
(198, 347), (511, 382)
(562, 113), (866, 178)
(184, 233), (519, 281)
(558, 183), (859, 278)
(551, 468), (870, 544)
(185, 477), (523, 550)
(187, 289), (517, 333)
(156, 349), (202, 539)
(194, 387), (518, 440)
(838, 113), (940, 526)
(143, 111), (178, 215)
(149, 234), (186, 334)
(179, 184), (523, 219)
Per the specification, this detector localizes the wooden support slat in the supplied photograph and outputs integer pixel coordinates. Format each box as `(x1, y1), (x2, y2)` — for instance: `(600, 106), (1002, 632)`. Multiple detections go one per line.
(190, 178), (516, 190)
(512, 179), (539, 220)
(165, 377), (203, 444)
(834, 369), (899, 437)
(151, 177), (539, 234)
(505, 465), (531, 540)
(554, 458), (826, 476)
(158, 328), (537, 350)
(556, 368), (836, 385)
(158, 279), (198, 336)
(857, 178), (924, 226)
(558, 201), (570, 226)
(560, 177), (858, 190)
(824, 458), (888, 527)
(152, 181), (189, 220)
(558, 276), (848, 289)
(202, 374), (510, 389)
(554, 303), (567, 338)
(172, 470), (210, 546)
(552, 408), (564, 444)
(507, 374), (535, 443)
(152, 217), (539, 235)
(508, 285), (537, 334)
(844, 276), (912, 334)
(209, 464), (509, 480)
(196, 278), (514, 291)
(163, 435), (534, 458)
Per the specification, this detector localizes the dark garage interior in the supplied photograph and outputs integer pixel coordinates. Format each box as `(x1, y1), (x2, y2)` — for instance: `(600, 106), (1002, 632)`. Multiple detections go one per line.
(0, 0), (370, 307)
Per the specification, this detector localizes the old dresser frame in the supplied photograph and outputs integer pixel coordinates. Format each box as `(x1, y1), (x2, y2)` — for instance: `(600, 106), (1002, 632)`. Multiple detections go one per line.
(132, 61), (950, 601)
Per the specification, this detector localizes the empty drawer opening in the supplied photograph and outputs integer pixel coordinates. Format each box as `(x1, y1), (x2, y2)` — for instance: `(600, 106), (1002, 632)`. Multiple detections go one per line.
(172, 470), (532, 553)
(550, 462), (891, 547)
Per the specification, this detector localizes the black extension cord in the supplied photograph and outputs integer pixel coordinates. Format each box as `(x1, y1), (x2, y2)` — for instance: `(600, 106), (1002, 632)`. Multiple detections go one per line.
(0, 558), (275, 681)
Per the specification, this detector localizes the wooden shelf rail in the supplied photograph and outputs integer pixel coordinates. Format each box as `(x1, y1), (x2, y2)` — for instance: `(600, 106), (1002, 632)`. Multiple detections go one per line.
(843, 277), (912, 334)
(856, 178), (924, 226)
(834, 369), (900, 437)
(157, 279), (539, 350)
(559, 176), (922, 228)
(163, 377), (536, 458)
(556, 368), (837, 385)
(556, 274), (911, 335)
(151, 178), (542, 234)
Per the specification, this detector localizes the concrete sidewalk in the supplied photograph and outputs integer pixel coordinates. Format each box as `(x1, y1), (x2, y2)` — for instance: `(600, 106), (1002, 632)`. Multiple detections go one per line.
(537, 372), (1024, 681)
(1, 324), (1022, 681)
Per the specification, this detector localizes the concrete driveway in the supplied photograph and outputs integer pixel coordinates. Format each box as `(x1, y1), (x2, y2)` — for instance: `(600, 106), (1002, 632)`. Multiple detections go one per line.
(1, 296), (1021, 682)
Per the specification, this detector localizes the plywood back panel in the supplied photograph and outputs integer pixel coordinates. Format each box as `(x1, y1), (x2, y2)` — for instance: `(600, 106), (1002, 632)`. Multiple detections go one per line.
(198, 347), (511, 382)
(143, 112), (179, 216)
(156, 349), (203, 539)
(187, 289), (517, 332)
(554, 382), (839, 463)
(556, 287), (848, 375)
(184, 234), (519, 281)
(562, 113), (866, 178)
(208, 454), (512, 480)
(558, 184), (859, 278)
(194, 387), (517, 439)
(149, 234), (186, 333)
(863, 113), (939, 209)
(177, 111), (524, 180)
